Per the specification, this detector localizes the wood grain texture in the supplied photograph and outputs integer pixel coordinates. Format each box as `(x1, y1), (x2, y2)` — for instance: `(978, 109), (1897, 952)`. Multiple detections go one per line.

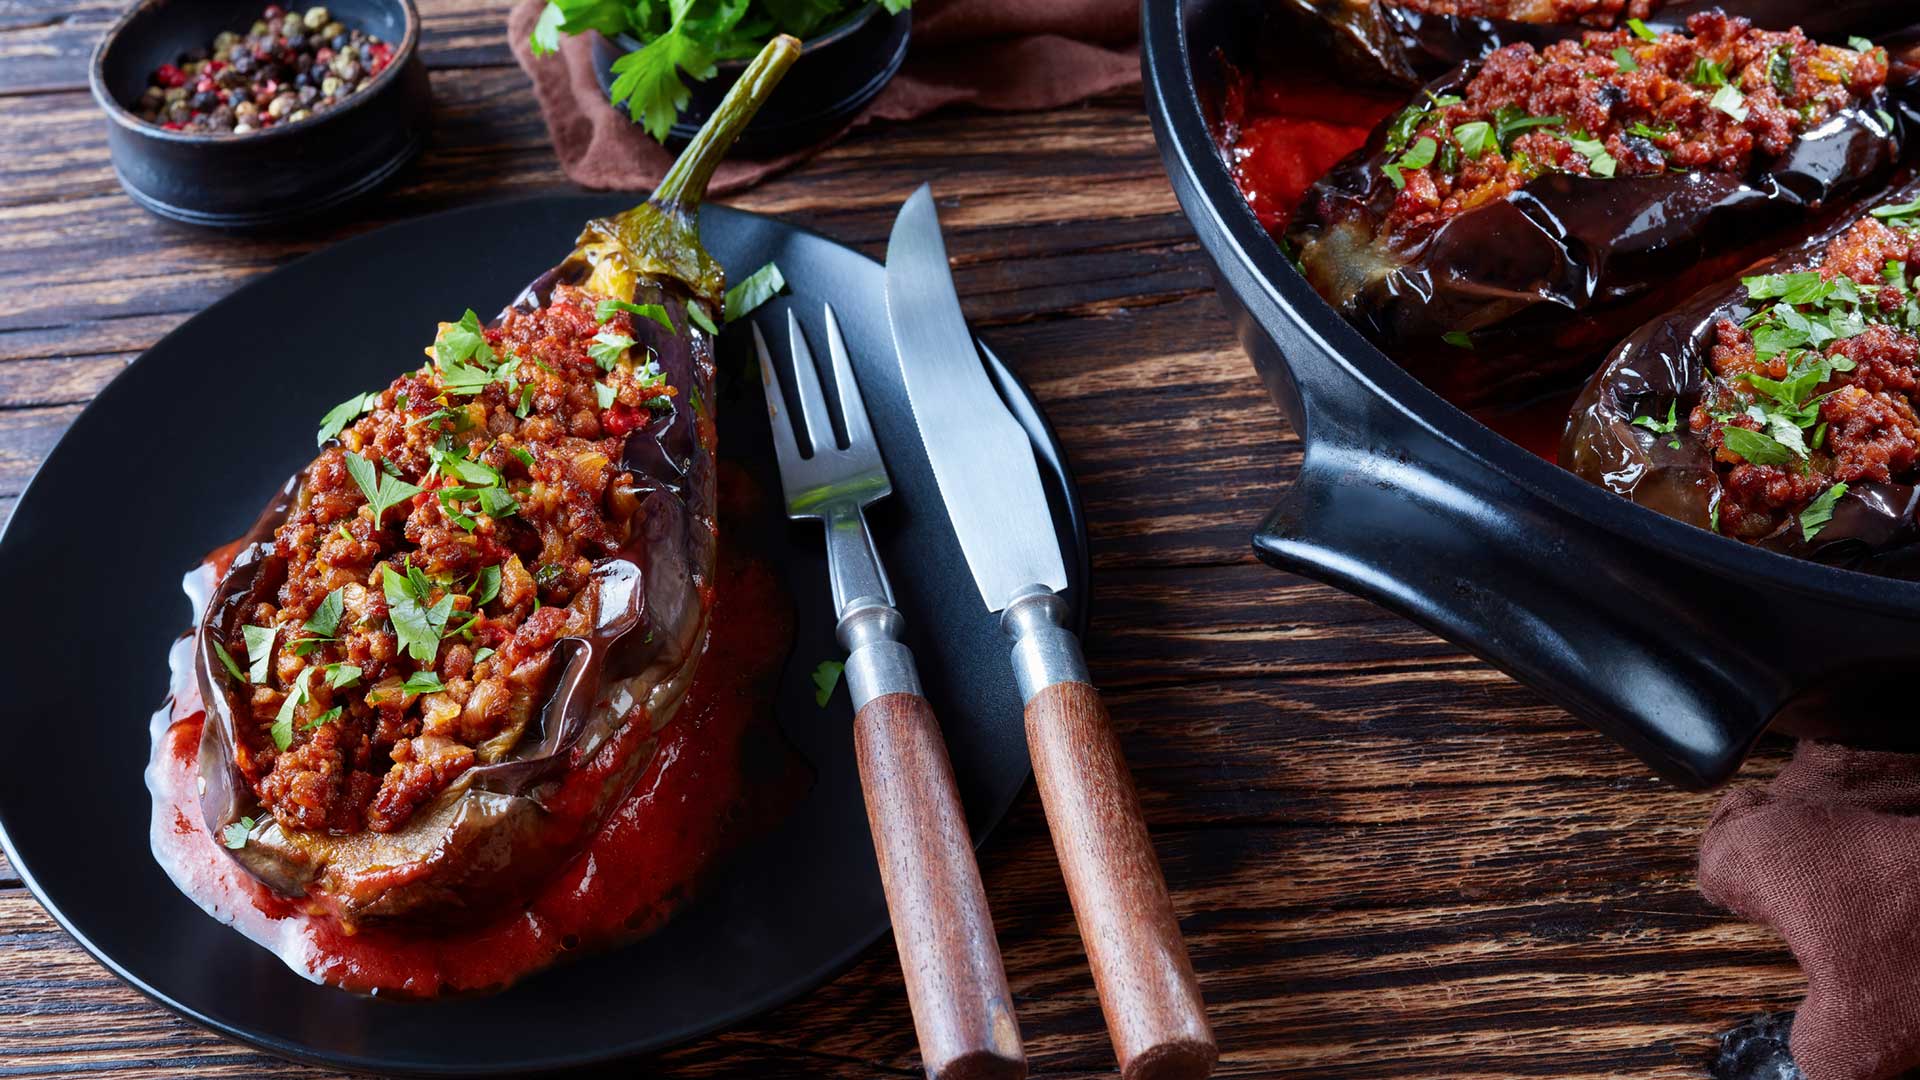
(1025, 681), (1215, 1080)
(0, 0), (1809, 1076)
(855, 690), (1026, 1080)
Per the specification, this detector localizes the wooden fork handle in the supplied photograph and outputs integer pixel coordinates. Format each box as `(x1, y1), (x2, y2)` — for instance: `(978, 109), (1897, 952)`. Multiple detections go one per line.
(855, 690), (1027, 1080)
(1005, 588), (1216, 1080)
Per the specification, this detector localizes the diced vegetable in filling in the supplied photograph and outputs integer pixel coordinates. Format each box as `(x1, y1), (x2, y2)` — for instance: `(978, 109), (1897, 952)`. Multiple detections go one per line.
(1375, 11), (1887, 248)
(1678, 200), (1920, 540)
(214, 284), (681, 835)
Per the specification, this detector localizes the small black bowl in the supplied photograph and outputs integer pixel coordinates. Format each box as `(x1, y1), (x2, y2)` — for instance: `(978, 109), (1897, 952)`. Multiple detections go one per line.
(90, 0), (431, 229)
(591, 4), (910, 157)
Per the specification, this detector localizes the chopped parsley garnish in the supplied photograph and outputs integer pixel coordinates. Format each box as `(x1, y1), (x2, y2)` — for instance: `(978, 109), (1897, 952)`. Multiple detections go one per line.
(1492, 106), (1563, 153)
(242, 625), (276, 684)
(1848, 36), (1874, 53)
(222, 816), (257, 849)
(811, 659), (845, 707)
(1720, 425), (1798, 466)
(471, 565), (501, 606)
(1800, 482), (1849, 540)
(1565, 132), (1616, 178)
(433, 447), (502, 487)
(723, 261), (786, 322)
(1687, 57), (1727, 87)
(1710, 84), (1748, 123)
(1768, 47), (1793, 97)
(324, 662), (362, 690)
(510, 446), (537, 470)
(1870, 197), (1920, 221)
(473, 647), (496, 664)
(1627, 17), (1657, 42)
(1451, 120), (1492, 160)
(1612, 47), (1637, 72)
(595, 381), (618, 410)
(686, 302), (720, 336)
(304, 588), (346, 637)
(270, 667), (315, 751)
(1632, 401), (1683, 449)
(303, 705), (343, 732)
(595, 298), (674, 332)
(1441, 330), (1473, 349)
(1382, 135), (1437, 190)
(211, 640), (247, 682)
(588, 329), (636, 371)
(383, 564), (454, 664)
(436, 309), (496, 367)
(317, 392), (376, 446)
(402, 671), (447, 695)
(345, 451), (423, 526)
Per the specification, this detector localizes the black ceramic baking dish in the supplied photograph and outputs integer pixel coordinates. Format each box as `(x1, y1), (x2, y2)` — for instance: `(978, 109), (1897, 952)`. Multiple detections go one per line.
(1143, 0), (1920, 789)
(90, 0), (431, 229)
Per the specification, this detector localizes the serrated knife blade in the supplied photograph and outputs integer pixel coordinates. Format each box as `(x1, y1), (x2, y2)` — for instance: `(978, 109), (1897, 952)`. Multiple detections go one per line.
(884, 184), (1217, 1079)
(883, 185), (1067, 614)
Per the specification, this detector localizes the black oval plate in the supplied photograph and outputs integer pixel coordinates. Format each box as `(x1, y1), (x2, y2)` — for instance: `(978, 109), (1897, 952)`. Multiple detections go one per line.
(0, 195), (1087, 1076)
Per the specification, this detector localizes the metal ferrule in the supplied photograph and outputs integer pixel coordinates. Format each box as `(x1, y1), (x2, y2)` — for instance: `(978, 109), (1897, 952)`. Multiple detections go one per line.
(838, 597), (922, 711)
(1000, 585), (1088, 703)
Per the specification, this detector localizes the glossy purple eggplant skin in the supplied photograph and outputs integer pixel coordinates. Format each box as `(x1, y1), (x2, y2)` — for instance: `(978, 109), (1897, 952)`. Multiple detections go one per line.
(1282, 0), (1916, 86)
(1284, 64), (1907, 409)
(1562, 173), (1920, 578)
(189, 36), (800, 926)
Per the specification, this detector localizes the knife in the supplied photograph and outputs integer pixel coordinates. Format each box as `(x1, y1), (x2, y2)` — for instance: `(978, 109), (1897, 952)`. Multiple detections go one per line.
(885, 185), (1218, 1080)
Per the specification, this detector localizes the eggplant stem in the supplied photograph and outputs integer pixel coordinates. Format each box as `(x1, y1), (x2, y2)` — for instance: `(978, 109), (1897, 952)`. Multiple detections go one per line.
(651, 34), (803, 213)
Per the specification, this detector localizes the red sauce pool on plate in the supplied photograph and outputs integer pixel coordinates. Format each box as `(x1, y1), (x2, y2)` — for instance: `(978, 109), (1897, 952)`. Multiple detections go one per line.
(148, 466), (799, 996)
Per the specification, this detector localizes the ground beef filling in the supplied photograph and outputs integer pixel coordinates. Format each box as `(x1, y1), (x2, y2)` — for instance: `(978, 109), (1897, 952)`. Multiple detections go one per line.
(1377, 11), (1885, 248)
(227, 283), (677, 835)
(1691, 215), (1920, 539)
(1384, 0), (1652, 28)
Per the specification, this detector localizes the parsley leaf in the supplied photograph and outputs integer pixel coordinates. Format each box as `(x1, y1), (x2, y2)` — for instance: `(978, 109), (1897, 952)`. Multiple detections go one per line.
(472, 564), (501, 606)
(325, 663), (362, 690)
(345, 451), (423, 526)
(1612, 46), (1637, 72)
(1710, 84), (1749, 122)
(436, 310), (494, 367)
(1451, 120), (1492, 159)
(303, 705), (343, 732)
(1720, 425), (1799, 465)
(723, 262), (786, 322)
(1492, 105), (1563, 152)
(1632, 401), (1681, 448)
(222, 815), (257, 849)
(595, 298), (675, 331)
(270, 667), (314, 751)
(1441, 330), (1474, 349)
(588, 329), (635, 371)
(304, 588), (346, 637)
(606, 23), (715, 142)
(1565, 132), (1616, 178)
(686, 303), (720, 336)
(1688, 57), (1727, 87)
(402, 671), (447, 695)
(382, 564), (454, 664)
(1627, 17), (1657, 41)
(317, 392), (375, 446)
(212, 640), (247, 683)
(242, 625), (276, 684)
(433, 448), (502, 487)
(1871, 197), (1920, 222)
(1800, 482), (1849, 540)
(811, 659), (845, 707)
(595, 381), (618, 409)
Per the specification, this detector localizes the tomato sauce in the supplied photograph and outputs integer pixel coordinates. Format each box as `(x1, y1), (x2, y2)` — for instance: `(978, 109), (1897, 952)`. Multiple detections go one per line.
(147, 466), (800, 997)
(1218, 51), (1576, 459)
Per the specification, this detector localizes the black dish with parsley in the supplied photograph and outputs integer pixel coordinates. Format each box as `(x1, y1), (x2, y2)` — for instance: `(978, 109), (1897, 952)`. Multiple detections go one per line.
(1564, 178), (1920, 574)
(1283, 12), (1902, 409)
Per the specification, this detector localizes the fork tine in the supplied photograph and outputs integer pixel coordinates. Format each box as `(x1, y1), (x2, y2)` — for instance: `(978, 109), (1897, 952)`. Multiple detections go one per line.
(822, 304), (879, 457)
(752, 321), (806, 470)
(786, 309), (837, 455)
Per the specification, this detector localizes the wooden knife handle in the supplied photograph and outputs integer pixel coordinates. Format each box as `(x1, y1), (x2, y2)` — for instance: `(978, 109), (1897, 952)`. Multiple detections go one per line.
(1025, 680), (1216, 1080)
(855, 690), (1027, 1080)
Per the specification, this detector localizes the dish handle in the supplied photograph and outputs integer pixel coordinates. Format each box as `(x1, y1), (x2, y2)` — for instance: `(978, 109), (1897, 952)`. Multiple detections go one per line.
(1253, 431), (1785, 789)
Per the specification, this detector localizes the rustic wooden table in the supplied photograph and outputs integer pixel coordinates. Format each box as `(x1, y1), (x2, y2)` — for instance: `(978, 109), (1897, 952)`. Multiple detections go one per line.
(0, 1), (1807, 1076)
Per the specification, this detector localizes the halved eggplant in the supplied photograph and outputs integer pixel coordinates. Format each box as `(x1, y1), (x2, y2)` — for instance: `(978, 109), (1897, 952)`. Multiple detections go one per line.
(1281, 0), (1914, 86)
(1285, 13), (1904, 408)
(1563, 173), (1920, 576)
(192, 37), (800, 925)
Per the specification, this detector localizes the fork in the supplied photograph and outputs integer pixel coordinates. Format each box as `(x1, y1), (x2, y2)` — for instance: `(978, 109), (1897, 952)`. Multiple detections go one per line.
(754, 306), (1026, 1080)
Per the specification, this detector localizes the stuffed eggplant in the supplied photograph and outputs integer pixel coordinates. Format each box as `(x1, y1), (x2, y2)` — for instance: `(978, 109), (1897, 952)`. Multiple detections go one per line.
(1285, 12), (1902, 408)
(1563, 176), (1920, 575)
(1282, 0), (1913, 86)
(192, 37), (800, 926)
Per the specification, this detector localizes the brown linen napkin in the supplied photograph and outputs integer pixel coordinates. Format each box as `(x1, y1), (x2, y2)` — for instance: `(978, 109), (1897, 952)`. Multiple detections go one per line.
(506, 0), (1143, 193)
(1700, 741), (1920, 1080)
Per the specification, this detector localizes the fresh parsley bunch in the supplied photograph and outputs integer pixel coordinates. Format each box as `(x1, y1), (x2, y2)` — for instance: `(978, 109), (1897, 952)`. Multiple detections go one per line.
(530, 0), (910, 142)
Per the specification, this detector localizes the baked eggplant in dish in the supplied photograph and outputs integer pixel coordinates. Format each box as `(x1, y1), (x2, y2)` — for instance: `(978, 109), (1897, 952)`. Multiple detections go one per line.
(1284, 12), (1902, 407)
(1281, 0), (1913, 85)
(1564, 177), (1920, 574)
(191, 38), (799, 926)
